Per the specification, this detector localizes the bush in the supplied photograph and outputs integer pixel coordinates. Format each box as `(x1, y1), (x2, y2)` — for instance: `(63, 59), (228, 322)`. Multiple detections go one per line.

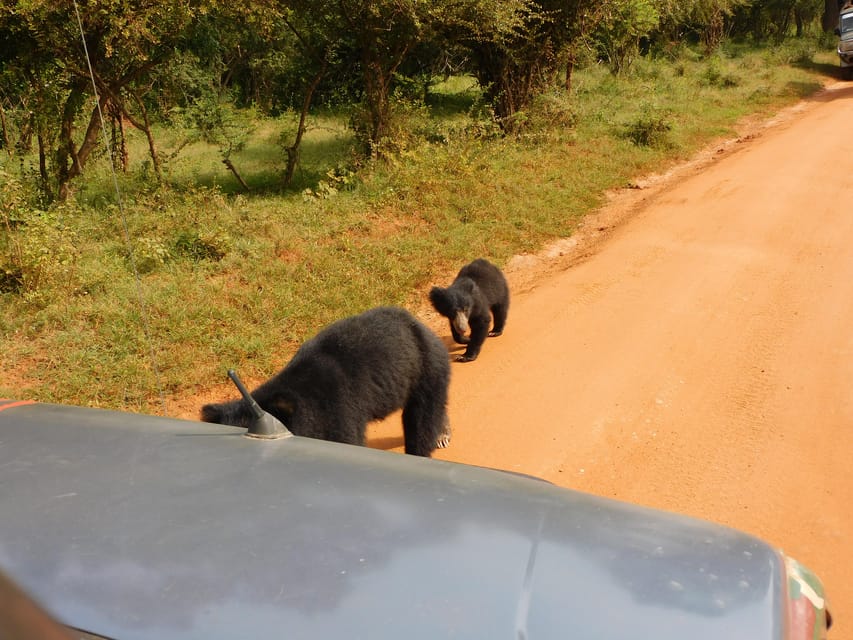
(172, 230), (229, 262)
(349, 92), (434, 158)
(514, 90), (579, 142)
(703, 56), (741, 87)
(764, 38), (818, 66)
(1, 172), (81, 297)
(623, 114), (673, 147)
(131, 236), (171, 275)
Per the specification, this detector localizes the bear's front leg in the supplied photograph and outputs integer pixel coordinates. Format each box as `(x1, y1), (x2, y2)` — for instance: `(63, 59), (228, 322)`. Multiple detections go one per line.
(450, 323), (470, 344)
(456, 319), (488, 362)
(435, 416), (452, 448)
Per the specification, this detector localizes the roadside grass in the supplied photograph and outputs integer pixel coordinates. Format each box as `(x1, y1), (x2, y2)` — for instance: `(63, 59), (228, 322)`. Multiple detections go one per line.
(0, 39), (839, 412)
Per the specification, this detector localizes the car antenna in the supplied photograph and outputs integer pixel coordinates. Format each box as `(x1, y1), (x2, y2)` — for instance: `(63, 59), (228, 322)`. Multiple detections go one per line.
(227, 369), (292, 440)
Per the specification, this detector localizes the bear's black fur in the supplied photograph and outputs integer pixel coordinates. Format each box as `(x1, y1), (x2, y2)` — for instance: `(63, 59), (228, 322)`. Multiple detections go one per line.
(201, 307), (451, 456)
(429, 258), (509, 362)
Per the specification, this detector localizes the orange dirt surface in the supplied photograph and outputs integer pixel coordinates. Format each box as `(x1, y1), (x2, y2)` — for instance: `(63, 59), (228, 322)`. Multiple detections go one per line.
(366, 82), (852, 633)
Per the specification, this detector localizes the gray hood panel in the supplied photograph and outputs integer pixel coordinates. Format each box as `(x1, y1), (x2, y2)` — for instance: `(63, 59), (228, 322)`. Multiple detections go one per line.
(0, 403), (783, 639)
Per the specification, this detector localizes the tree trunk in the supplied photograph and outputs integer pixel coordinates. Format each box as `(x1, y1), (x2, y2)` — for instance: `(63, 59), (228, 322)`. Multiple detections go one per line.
(284, 60), (327, 187)
(0, 104), (10, 155)
(359, 42), (409, 156)
(56, 92), (107, 201)
(89, 79), (162, 183)
(126, 92), (162, 182)
(36, 129), (51, 201)
(18, 117), (33, 154)
(823, 0), (840, 32)
(109, 100), (129, 172)
(564, 58), (575, 93)
(222, 157), (250, 192)
(108, 101), (124, 172)
(118, 113), (129, 172)
(56, 87), (85, 201)
(362, 58), (391, 154)
(76, 97), (107, 173)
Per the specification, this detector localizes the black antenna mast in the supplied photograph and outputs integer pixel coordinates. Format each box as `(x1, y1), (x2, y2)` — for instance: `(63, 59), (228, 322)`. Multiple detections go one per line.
(227, 369), (291, 439)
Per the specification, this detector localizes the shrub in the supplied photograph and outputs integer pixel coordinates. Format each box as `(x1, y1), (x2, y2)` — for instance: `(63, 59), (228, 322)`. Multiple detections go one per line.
(1, 172), (81, 296)
(131, 236), (170, 275)
(172, 230), (229, 262)
(623, 114), (673, 147)
(514, 90), (579, 142)
(703, 56), (741, 87)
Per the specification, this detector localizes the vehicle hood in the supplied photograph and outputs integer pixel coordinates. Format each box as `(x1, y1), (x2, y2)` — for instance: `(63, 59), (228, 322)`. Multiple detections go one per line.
(1, 402), (788, 639)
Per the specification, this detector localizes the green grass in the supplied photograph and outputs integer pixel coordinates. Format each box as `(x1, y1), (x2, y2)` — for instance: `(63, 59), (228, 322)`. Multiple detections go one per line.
(0, 39), (841, 414)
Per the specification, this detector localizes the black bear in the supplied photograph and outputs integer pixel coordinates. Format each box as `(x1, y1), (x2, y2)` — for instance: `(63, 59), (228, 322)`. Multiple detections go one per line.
(429, 258), (509, 362)
(201, 306), (451, 456)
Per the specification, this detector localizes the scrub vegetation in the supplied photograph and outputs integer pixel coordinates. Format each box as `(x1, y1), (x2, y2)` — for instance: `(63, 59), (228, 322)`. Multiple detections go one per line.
(0, 0), (842, 411)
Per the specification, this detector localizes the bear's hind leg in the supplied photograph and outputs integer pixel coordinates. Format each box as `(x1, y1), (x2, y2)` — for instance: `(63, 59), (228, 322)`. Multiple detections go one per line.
(489, 302), (508, 337)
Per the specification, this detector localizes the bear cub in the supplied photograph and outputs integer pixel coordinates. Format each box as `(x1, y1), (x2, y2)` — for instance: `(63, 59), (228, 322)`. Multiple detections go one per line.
(429, 258), (509, 362)
(201, 306), (451, 456)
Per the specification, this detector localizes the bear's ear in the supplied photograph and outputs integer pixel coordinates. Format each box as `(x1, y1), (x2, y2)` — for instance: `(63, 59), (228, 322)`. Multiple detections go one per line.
(429, 286), (448, 307)
(457, 277), (477, 295)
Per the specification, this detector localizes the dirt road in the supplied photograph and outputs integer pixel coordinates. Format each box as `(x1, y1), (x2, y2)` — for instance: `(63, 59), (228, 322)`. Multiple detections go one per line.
(370, 82), (853, 633)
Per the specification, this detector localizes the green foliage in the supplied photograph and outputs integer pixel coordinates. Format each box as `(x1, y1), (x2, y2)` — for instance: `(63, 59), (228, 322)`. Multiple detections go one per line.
(171, 95), (258, 158)
(623, 113), (673, 146)
(762, 36), (820, 63)
(131, 236), (171, 275)
(509, 90), (579, 142)
(594, 0), (661, 74)
(729, 0), (824, 41)
(302, 164), (360, 200)
(350, 91), (431, 157)
(450, 0), (595, 127)
(278, 0), (458, 151)
(127, 228), (230, 274)
(0, 173), (81, 298)
(0, 0), (832, 203)
(172, 230), (229, 262)
(0, 0), (216, 199)
(703, 54), (743, 87)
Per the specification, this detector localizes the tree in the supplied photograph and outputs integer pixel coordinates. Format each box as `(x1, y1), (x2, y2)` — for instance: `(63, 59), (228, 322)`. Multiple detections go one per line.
(259, 4), (336, 183)
(0, 0), (209, 200)
(438, 0), (611, 127)
(338, 0), (426, 151)
(823, 0), (840, 32)
(593, 0), (660, 73)
(460, 3), (556, 127)
(437, 0), (579, 129)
